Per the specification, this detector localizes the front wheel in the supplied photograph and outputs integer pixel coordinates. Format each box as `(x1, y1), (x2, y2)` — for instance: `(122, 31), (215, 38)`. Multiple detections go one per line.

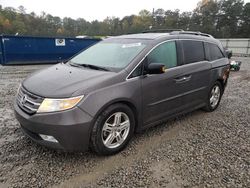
(203, 81), (223, 112)
(90, 103), (135, 155)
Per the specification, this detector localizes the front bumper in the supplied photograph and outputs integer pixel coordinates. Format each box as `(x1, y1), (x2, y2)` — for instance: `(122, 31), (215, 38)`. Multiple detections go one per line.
(14, 103), (93, 151)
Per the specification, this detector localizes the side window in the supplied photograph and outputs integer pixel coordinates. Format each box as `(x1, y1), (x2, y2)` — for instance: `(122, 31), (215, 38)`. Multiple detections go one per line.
(147, 41), (177, 69)
(128, 63), (142, 79)
(205, 43), (225, 61)
(182, 40), (205, 64)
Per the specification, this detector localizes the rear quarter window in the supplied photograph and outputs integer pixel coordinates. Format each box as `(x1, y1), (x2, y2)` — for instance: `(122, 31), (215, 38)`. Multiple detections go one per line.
(181, 40), (205, 64)
(205, 42), (225, 61)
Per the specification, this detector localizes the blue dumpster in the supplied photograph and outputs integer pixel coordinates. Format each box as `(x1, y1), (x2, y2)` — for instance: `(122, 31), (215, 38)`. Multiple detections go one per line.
(0, 35), (101, 65)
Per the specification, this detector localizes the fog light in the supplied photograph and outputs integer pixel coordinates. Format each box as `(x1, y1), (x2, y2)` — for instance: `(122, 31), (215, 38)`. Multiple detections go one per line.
(39, 134), (58, 143)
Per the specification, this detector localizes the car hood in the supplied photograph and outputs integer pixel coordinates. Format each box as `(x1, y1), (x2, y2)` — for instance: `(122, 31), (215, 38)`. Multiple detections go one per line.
(22, 63), (117, 98)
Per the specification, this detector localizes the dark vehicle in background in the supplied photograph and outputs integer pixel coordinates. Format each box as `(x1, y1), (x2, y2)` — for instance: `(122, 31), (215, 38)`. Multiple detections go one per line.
(230, 60), (242, 71)
(14, 31), (230, 155)
(225, 47), (242, 71)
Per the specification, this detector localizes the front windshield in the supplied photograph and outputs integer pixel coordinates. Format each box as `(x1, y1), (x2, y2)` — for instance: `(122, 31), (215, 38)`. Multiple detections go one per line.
(69, 40), (146, 70)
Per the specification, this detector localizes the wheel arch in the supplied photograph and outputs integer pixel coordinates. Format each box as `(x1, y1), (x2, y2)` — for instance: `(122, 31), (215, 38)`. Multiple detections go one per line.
(92, 99), (141, 133)
(217, 78), (225, 93)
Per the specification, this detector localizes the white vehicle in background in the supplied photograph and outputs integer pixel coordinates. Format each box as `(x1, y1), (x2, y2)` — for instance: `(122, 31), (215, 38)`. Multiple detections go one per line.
(76, 35), (88, 38)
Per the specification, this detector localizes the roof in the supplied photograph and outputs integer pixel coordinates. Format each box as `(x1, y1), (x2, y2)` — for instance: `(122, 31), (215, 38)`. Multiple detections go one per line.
(113, 30), (215, 41)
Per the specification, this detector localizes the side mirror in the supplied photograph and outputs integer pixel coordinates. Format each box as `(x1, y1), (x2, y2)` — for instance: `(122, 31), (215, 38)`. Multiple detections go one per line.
(225, 48), (232, 59)
(146, 63), (166, 74)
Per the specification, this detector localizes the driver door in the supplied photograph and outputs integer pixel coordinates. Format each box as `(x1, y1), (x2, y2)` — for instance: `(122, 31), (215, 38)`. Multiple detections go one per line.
(142, 41), (190, 126)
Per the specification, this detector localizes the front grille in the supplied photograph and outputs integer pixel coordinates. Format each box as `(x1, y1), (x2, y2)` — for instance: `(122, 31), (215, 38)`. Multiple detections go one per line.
(16, 87), (44, 115)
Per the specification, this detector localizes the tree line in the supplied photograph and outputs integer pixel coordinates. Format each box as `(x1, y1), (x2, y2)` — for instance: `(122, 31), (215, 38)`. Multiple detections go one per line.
(0, 0), (249, 38)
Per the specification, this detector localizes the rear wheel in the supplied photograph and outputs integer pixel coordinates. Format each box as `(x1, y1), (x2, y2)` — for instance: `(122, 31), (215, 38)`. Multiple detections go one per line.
(90, 103), (135, 155)
(203, 81), (222, 112)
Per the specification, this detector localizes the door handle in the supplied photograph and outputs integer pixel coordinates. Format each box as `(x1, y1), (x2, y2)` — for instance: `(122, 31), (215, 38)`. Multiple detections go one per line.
(174, 75), (192, 83)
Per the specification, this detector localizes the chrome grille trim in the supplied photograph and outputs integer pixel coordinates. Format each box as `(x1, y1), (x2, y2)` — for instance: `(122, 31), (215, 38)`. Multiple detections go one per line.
(16, 87), (44, 115)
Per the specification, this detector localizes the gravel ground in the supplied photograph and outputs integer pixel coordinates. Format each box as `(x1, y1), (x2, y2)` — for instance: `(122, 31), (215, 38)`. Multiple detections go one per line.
(0, 58), (249, 188)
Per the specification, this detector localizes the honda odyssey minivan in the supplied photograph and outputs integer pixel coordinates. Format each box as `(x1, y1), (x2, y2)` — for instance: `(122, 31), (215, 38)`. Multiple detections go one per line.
(14, 31), (230, 155)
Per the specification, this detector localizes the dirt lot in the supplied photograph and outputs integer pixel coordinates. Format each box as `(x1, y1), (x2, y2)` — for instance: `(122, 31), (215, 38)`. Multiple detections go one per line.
(0, 58), (249, 188)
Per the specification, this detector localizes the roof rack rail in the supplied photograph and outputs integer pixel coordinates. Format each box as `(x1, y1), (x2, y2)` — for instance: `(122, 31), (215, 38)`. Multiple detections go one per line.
(170, 31), (213, 38)
(142, 29), (184, 33)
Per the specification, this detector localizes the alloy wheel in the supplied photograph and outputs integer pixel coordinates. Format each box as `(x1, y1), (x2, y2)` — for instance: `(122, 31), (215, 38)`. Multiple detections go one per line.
(210, 85), (221, 109)
(101, 112), (130, 149)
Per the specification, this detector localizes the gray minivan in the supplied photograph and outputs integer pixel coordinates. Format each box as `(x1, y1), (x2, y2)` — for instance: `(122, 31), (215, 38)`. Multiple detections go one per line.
(14, 31), (230, 155)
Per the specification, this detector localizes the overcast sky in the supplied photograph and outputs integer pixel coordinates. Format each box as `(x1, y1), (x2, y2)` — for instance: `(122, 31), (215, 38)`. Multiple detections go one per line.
(1, 0), (250, 21)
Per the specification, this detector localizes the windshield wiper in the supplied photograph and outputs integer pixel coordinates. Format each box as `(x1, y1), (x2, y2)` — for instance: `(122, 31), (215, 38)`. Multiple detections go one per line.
(68, 61), (82, 67)
(82, 64), (110, 71)
(68, 62), (109, 71)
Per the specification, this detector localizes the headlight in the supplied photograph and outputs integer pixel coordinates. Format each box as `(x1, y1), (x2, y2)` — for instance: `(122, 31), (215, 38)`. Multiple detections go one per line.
(37, 95), (84, 113)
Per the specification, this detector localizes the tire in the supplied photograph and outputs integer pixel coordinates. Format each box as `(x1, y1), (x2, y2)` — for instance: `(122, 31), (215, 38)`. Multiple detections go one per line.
(90, 103), (135, 155)
(203, 81), (223, 112)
